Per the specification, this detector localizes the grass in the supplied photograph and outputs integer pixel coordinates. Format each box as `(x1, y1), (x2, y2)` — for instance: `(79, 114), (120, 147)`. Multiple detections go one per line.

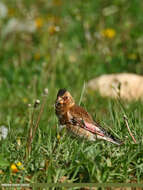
(0, 0), (143, 188)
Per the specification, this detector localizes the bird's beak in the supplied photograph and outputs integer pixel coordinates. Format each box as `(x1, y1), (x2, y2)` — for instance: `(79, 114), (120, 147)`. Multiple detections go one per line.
(56, 97), (64, 105)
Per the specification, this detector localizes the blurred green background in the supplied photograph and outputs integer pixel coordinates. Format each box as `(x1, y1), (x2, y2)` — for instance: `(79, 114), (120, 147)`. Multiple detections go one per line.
(1, 0), (143, 125)
(1, 0), (143, 116)
(1, 0), (143, 94)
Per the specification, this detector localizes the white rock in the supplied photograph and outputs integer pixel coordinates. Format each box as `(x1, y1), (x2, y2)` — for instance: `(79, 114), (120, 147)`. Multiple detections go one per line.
(88, 73), (143, 101)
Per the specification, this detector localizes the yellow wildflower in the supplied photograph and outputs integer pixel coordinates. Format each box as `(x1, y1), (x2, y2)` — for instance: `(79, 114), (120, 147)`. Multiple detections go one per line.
(57, 134), (61, 140)
(23, 98), (28, 103)
(11, 164), (18, 173)
(8, 8), (15, 16)
(11, 162), (24, 173)
(48, 25), (60, 35)
(35, 17), (44, 29)
(0, 170), (4, 174)
(53, 0), (62, 6)
(34, 53), (41, 60)
(16, 161), (25, 170)
(128, 53), (137, 60)
(101, 28), (116, 39)
(16, 161), (22, 167)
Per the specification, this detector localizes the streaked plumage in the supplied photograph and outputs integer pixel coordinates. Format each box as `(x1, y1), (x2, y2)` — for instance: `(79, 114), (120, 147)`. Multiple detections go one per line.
(55, 88), (122, 145)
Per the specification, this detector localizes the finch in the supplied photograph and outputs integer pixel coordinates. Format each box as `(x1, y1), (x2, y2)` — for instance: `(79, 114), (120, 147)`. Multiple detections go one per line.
(55, 88), (122, 145)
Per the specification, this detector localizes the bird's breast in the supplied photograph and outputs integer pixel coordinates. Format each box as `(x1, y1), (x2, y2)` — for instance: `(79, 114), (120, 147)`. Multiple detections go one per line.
(55, 106), (68, 125)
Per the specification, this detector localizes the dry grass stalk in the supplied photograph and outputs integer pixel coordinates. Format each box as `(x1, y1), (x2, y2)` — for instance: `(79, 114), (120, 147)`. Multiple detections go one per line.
(123, 114), (137, 144)
(26, 89), (48, 158)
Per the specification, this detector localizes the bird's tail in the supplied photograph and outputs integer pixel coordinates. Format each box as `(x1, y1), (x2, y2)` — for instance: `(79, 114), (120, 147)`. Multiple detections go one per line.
(81, 120), (123, 145)
(96, 134), (122, 145)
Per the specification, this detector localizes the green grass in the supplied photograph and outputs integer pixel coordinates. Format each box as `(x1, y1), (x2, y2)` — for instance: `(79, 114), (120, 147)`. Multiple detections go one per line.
(0, 0), (143, 187)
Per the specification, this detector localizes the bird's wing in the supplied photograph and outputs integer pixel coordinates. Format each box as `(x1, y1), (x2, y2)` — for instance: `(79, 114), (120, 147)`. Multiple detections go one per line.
(69, 105), (93, 123)
(69, 105), (107, 137)
(82, 121), (106, 137)
(68, 105), (122, 145)
(69, 105), (119, 139)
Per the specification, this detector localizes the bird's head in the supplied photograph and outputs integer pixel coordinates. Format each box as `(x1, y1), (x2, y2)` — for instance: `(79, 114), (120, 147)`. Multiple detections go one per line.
(55, 89), (75, 110)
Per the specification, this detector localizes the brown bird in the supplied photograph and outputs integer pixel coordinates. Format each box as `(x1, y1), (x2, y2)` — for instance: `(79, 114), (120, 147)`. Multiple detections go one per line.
(55, 88), (122, 145)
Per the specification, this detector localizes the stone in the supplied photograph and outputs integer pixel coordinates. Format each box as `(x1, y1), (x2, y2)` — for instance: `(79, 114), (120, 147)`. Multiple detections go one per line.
(88, 73), (143, 101)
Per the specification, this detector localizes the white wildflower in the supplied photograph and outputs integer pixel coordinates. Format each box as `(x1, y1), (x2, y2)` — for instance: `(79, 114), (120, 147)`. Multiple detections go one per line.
(0, 126), (8, 140)
(0, 2), (8, 18)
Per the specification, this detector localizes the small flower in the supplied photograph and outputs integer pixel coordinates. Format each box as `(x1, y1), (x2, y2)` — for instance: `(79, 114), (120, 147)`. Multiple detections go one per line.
(11, 162), (24, 173)
(16, 162), (24, 170)
(0, 170), (4, 174)
(11, 164), (18, 173)
(34, 53), (41, 60)
(53, 0), (62, 6)
(23, 98), (28, 103)
(35, 17), (44, 29)
(34, 99), (40, 108)
(101, 28), (116, 39)
(16, 161), (22, 167)
(57, 134), (61, 140)
(0, 126), (8, 140)
(48, 25), (60, 35)
(44, 88), (49, 95)
(28, 103), (32, 108)
(0, 2), (8, 18)
(36, 99), (40, 104)
(128, 53), (137, 60)
(8, 8), (15, 17)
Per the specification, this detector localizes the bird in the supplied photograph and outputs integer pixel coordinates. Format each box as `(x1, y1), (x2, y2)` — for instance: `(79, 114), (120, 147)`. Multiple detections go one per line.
(55, 88), (122, 145)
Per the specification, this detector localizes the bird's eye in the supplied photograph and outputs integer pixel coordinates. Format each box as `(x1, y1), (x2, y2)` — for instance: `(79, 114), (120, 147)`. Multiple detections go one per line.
(63, 96), (68, 100)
